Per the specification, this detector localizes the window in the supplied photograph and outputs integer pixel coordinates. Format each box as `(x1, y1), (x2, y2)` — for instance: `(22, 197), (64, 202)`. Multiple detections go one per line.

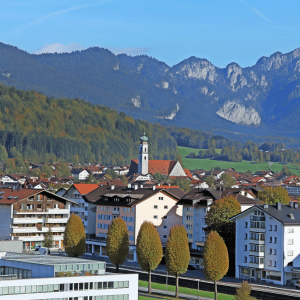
(163, 225), (167, 230)
(154, 215), (158, 219)
(186, 207), (192, 211)
(274, 249), (277, 255)
(287, 250), (293, 256)
(274, 237), (277, 244)
(129, 236), (134, 241)
(269, 225), (273, 231)
(186, 216), (192, 220)
(273, 261), (277, 267)
(187, 234), (192, 239)
(154, 205), (158, 209)
(164, 206), (168, 209)
(245, 222), (248, 228)
(268, 260), (272, 266)
(244, 245), (247, 251)
(186, 224), (192, 230)
(269, 248), (272, 255)
(202, 208), (207, 213)
(244, 256), (247, 263)
(100, 206), (103, 210)
(123, 208), (126, 212)
(274, 225), (277, 231)
(269, 237), (272, 243)
(163, 235), (167, 239)
(288, 239), (294, 245)
(288, 228), (294, 233)
(163, 216), (167, 219)
(108, 207), (111, 211)
(244, 233), (248, 240)
(159, 197), (163, 200)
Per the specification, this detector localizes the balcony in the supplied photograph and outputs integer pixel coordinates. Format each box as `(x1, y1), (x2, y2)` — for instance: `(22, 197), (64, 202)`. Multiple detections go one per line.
(13, 217), (44, 224)
(249, 262), (264, 268)
(14, 208), (69, 215)
(249, 239), (265, 245)
(249, 251), (265, 256)
(45, 217), (68, 223)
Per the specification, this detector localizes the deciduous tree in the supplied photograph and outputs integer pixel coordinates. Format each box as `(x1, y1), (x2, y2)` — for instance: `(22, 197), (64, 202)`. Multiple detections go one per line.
(165, 225), (190, 298)
(43, 226), (53, 248)
(234, 281), (257, 300)
(203, 231), (229, 300)
(258, 186), (290, 205)
(64, 213), (86, 257)
(106, 217), (129, 272)
(136, 221), (163, 294)
(205, 195), (241, 227)
(220, 173), (236, 188)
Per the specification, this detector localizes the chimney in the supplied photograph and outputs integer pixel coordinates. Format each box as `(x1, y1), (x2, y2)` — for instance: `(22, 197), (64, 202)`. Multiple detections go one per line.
(110, 185), (115, 190)
(277, 202), (281, 210)
(152, 185), (156, 191)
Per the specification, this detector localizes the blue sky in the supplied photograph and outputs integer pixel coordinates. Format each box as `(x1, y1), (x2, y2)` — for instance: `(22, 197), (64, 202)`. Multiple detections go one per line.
(1, 0), (300, 67)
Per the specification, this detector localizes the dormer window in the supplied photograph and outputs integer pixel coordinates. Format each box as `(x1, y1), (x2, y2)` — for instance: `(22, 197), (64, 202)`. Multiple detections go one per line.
(104, 197), (108, 202)
(114, 197), (119, 202)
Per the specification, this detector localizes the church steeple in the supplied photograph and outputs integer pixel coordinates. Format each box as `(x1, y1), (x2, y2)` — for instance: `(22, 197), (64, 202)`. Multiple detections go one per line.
(138, 132), (148, 175)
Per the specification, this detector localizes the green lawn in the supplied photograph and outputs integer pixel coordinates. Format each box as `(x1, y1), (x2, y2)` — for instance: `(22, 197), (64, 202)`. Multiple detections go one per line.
(178, 146), (222, 157)
(139, 280), (235, 300)
(178, 146), (300, 175)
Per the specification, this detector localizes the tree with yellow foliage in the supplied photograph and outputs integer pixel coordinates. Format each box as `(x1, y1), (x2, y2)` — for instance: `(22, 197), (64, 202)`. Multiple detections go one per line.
(63, 214), (86, 257)
(106, 217), (129, 272)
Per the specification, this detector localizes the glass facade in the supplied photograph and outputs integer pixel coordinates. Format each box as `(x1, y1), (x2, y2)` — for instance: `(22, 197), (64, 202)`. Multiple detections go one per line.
(0, 281), (129, 296)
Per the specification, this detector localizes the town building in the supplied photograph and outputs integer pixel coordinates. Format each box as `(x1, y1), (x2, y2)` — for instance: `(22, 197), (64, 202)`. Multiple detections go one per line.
(128, 133), (188, 181)
(176, 187), (263, 269)
(83, 184), (184, 261)
(0, 252), (138, 299)
(62, 184), (99, 236)
(0, 188), (76, 251)
(230, 202), (300, 285)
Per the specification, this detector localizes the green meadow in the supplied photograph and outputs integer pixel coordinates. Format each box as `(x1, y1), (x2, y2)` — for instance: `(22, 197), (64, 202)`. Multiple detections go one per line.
(178, 146), (300, 175)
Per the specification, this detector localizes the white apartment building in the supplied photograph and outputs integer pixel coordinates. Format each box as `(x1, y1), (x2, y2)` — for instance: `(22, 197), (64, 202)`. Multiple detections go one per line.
(0, 188), (76, 251)
(0, 252), (138, 299)
(230, 202), (300, 285)
(177, 187), (263, 269)
(62, 184), (99, 236)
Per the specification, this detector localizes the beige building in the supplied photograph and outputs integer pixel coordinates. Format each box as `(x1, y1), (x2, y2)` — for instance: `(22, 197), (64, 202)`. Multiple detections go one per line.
(84, 184), (184, 261)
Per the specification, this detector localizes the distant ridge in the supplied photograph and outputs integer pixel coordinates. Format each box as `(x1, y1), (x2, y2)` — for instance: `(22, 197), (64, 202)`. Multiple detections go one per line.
(31, 43), (87, 54)
(1, 41), (300, 143)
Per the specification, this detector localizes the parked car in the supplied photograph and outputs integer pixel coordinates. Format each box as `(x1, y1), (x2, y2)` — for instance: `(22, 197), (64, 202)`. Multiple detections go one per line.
(34, 245), (41, 251)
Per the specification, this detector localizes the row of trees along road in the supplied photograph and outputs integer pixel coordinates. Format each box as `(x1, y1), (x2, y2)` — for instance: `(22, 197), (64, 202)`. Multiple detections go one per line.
(62, 212), (256, 299)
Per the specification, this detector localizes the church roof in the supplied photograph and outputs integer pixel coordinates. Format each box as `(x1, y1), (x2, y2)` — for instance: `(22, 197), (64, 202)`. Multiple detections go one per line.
(129, 159), (177, 176)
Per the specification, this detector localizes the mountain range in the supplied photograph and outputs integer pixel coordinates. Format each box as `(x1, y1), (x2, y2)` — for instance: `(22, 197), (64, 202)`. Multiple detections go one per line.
(1, 42), (300, 143)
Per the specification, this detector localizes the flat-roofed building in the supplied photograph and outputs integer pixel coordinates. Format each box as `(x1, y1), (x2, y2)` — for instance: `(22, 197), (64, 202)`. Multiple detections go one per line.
(0, 252), (138, 299)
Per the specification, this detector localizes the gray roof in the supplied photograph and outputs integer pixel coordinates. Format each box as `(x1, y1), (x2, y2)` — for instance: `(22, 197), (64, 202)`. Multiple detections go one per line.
(231, 203), (300, 225)
(1, 253), (104, 267)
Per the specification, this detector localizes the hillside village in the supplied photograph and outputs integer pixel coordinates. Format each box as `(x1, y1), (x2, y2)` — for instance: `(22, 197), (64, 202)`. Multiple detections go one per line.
(0, 133), (299, 289)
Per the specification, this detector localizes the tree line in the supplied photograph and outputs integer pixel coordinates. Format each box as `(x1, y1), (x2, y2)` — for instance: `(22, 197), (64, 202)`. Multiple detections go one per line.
(0, 83), (178, 166)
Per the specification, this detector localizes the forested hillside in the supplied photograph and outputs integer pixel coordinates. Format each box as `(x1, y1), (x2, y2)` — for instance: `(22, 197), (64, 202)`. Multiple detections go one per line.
(0, 84), (178, 165)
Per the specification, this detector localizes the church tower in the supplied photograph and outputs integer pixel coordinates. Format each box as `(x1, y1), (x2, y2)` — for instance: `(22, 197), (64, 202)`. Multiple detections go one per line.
(138, 133), (148, 175)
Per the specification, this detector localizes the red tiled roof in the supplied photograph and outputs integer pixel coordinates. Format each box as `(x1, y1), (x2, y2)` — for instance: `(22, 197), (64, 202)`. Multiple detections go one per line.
(131, 159), (177, 175)
(184, 169), (193, 179)
(0, 189), (42, 205)
(74, 184), (99, 195)
(157, 185), (180, 189)
(251, 177), (265, 183)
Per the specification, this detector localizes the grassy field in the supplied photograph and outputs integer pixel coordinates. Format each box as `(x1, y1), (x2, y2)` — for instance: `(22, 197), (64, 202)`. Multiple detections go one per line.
(178, 146), (300, 175)
(139, 280), (235, 300)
